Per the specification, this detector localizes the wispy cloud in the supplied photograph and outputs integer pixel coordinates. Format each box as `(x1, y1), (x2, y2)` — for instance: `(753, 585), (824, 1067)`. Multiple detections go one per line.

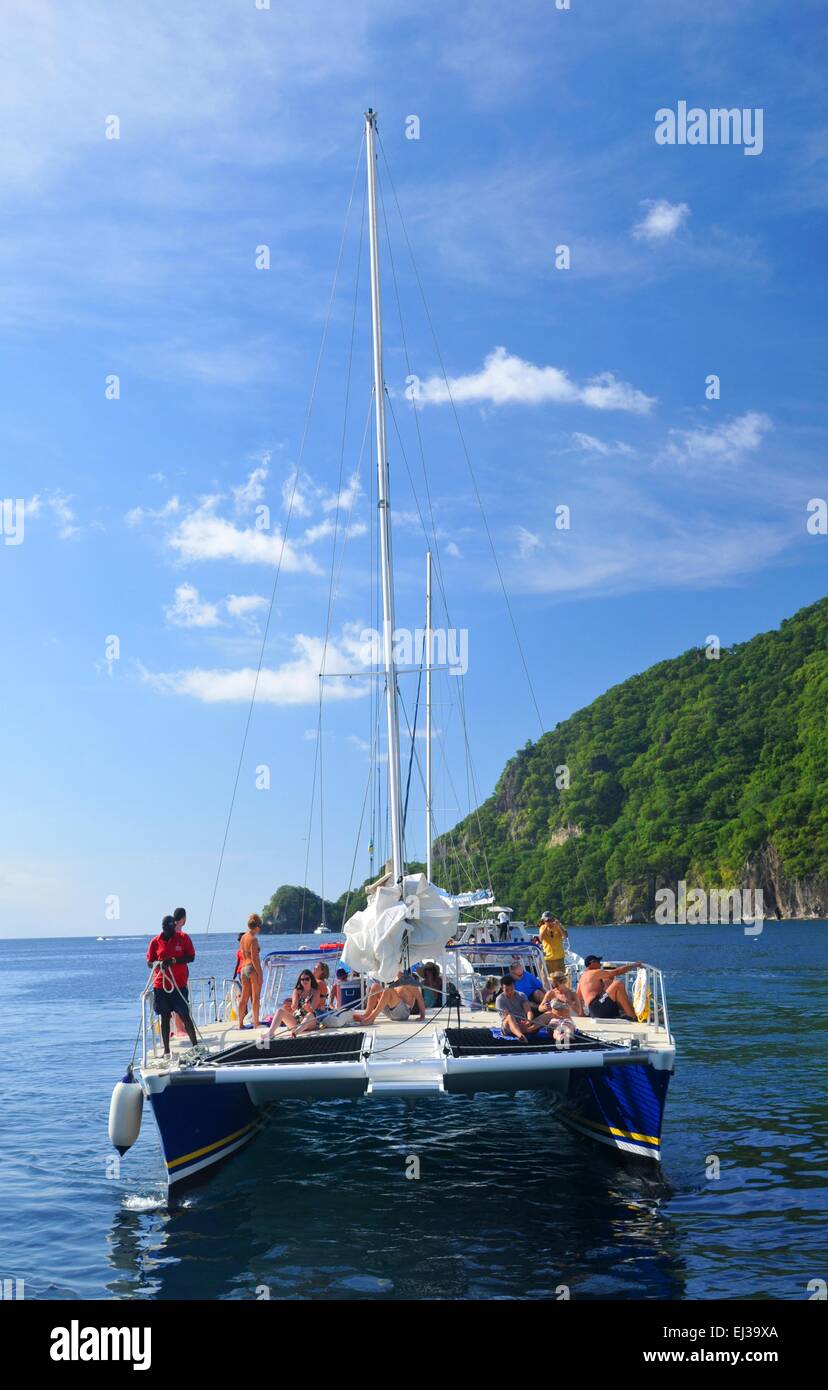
(416, 347), (655, 414)
(126, 497), (180, 527)
(226, 594), (268, 623)
(27, 491), (80, 539)
(141, 627), (372, 705)
(517, 512), (792, 599)
(660, 411), (773, 468)
(168, 502), (320, 573)
(164, 583), (222, 628)
(514, 527), (541, 559)
(164, 584), (270, 629)
(572, 433), (633, 457)
(632, 199), (691, 242)
(233, 464), (269, 513)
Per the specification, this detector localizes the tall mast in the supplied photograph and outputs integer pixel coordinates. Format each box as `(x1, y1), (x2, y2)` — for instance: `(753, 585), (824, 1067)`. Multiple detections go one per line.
(425, 550), (433, 881)
(365, 108), (404, 885)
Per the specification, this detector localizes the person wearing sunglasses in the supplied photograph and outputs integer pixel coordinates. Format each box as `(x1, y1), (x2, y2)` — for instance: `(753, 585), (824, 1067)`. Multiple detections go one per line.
(266, 969), (327, 1040)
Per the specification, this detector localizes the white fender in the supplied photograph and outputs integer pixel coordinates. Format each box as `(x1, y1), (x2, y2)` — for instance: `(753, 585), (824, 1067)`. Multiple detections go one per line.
(108, 1071), (143, 1155)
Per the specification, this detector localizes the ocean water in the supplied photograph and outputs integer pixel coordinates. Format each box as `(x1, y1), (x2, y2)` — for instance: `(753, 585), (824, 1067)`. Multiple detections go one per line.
(0, 923), (825, 1301)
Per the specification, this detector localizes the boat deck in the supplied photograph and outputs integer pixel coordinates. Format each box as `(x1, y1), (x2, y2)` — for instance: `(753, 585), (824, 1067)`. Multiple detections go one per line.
(141, 1005), (669, 1075)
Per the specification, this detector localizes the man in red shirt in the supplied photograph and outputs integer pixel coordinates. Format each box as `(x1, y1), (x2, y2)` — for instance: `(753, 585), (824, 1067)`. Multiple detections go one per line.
(147, 914), (198, 1055)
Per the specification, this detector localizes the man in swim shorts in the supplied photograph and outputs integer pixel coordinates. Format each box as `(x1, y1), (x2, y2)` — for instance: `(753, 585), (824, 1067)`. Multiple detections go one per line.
(576, 954), (642, 1020)
(353, 970), (427, 1025)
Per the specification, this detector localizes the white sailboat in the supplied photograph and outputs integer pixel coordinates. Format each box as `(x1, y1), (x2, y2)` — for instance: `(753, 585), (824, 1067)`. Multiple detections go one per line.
(109, 110), (675, 1191)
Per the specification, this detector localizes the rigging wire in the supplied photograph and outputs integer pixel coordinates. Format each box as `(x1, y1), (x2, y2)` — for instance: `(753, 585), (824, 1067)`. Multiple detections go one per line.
(205, 129), (366, 935)
(377, 132), (601, 926)
(376, 130), (545, 739)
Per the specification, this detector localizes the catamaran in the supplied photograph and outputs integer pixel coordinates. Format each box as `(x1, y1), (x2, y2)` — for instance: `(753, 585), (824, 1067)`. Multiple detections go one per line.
(108, 110), (675, 1193)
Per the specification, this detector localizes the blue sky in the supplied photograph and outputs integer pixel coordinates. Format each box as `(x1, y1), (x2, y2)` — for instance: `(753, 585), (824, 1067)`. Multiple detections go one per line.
(1, 0), (826, 937)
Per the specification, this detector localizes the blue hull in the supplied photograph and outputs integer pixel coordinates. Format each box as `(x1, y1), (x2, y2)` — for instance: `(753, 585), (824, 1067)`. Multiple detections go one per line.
(559, 1060), (671, 1160)
(148, 1082), (266, 1190)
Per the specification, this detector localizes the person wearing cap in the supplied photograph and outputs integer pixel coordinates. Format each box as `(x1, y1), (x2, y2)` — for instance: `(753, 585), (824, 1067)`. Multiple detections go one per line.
(538, 911), (568, 974)
(577, 955), (642, 1021)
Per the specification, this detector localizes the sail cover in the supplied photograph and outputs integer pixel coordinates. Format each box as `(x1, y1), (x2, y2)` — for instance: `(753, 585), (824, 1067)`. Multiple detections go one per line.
(341, 873), (459, 981)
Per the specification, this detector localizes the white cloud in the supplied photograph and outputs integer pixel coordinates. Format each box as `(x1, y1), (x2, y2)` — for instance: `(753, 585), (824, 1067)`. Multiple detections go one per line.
(126, 496), (180, 527)
(514, 527), (541, 559)
(282, 469), (313, 518)
(141, 627), (372, 706)
(416, 347), (655, 415)
(302, 520), (335, 545)
(168, 500), (320, 573)
(233, 464), (269, 513)
(26, 490), (79, 539)
(572, 433), (633, 457)
(164, 583), (222, 628)
(661, 411), (772, 468)
(516, 509), (792, 600)
(632, 199), (691, 242)
(225, 594), (268, 622)
(444, 541), (462, 558)
(321, 471), (362, 514)
(164, 586), (269, 629)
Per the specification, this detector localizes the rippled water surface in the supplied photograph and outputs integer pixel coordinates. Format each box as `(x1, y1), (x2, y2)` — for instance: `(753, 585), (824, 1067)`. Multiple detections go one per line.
(0, 924), (825, 1300)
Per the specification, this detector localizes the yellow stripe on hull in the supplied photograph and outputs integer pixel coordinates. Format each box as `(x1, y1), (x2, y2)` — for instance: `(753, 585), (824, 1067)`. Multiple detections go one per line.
(167, 1121), (258, 1170)
(568, 1112), (660, 1146)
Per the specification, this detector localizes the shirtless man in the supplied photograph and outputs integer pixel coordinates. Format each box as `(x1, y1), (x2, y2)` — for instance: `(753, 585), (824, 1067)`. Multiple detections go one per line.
(237, 914), (263, 1029)
(577, 954), (642, 1021)
(353, 971), (427, 1025)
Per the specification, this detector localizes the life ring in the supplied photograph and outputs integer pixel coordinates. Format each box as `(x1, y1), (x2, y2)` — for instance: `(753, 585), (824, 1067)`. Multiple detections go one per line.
(632, 968), (650, 1023)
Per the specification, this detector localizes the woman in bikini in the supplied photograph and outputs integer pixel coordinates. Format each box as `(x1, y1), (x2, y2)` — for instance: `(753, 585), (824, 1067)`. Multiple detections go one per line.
(236, 914), (263, 1029)
(266, 969), (326, 1040)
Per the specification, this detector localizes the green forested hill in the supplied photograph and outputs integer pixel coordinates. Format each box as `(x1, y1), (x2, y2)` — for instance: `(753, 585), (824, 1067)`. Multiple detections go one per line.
(433, 597), (828, 923)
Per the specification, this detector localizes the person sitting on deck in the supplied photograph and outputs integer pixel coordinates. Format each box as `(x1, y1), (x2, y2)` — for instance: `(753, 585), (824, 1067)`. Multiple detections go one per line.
(313, 960), (330, 1008)
(509, 957), (546, 1009)
(329, 967), (348, 1010)
(479, 975), (500, 1008)
(496, 974), (558, 1040)
(266, 969), (327, 1039)
(540, 971), (584, 1018)
(577, 955), (642, 1021)
(353, 971), (427, 1025)
(418, 961), (443, 1008)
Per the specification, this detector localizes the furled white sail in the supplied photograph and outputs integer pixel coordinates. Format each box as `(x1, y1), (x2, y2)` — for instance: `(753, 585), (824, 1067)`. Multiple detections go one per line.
(341, 872), (459, 981)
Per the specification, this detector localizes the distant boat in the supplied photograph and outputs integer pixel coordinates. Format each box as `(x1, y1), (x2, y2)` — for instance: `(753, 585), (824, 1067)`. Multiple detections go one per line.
(313, 924), (332, 935)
